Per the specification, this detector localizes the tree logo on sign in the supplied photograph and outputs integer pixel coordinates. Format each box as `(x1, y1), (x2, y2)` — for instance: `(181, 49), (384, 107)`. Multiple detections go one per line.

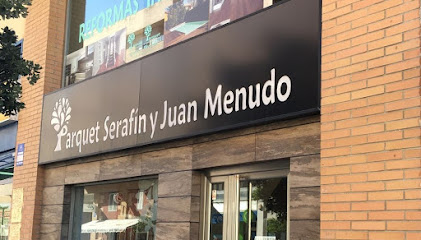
(51, 98), (71, 151)
(144, 25), (152, 41)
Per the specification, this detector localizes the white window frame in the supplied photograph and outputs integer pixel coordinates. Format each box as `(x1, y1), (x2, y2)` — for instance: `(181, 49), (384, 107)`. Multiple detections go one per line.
(200, 161), (290, 240)
(108, 193), (117, 212)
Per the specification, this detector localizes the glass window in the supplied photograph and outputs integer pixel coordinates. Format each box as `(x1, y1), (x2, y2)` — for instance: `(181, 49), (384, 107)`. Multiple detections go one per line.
(72, 178), (158, 240)
(203, 170), (288, 240)
(238, 178), (287, 240)
(108, 193), (118, 212)
(0, 206), (10, 239)
(210, 182), (224, 240)
(65, 0), (282, 85)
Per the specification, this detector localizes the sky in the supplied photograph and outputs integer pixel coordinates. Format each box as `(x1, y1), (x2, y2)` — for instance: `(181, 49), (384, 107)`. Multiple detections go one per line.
(84, 0), (161, 22)
(85, 0), (122, 21)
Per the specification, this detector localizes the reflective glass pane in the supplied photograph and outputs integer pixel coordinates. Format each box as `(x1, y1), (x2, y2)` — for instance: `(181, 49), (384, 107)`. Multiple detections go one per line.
(239, 178), (287, 240)
(65, 0), (283, 85)
(238, 181), (250, 240)
(210, 182), (224, 240)
(72, 179), (158, 240)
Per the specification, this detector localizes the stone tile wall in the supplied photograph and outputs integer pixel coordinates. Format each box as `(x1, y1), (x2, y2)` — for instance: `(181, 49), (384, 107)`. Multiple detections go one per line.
(40, 116), (320, 240)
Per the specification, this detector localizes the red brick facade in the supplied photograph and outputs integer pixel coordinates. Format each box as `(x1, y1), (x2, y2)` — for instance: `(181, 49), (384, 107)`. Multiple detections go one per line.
(9, 0), (421, 239)
(320, 0), (421, 239)
(10, 0), (67, 239)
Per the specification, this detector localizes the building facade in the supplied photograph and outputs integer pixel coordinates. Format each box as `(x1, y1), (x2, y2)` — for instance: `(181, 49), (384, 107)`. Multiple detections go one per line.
(7, 0), (420, 240)
(0, 15), (26, 240)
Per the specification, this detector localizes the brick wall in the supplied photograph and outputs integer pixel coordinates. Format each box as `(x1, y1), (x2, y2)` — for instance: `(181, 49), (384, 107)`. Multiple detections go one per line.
(321, 0), (421, 240)
(9, 0), (421, 239)
(9, 0), (67, 239)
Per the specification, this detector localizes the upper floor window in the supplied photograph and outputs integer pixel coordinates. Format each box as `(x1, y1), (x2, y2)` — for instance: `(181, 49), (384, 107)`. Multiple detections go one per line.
(64, 0), (282, 86)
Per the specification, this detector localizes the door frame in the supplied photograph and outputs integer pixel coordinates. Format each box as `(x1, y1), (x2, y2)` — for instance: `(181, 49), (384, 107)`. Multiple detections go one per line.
(200, 160), (290, 240)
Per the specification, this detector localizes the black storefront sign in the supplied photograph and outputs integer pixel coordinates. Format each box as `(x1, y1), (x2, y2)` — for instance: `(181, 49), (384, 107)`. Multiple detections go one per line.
(39, 0), (321, 164)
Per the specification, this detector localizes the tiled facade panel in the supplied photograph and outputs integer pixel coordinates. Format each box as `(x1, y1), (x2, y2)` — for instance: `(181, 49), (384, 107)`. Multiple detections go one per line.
(40, 118), (320, 240)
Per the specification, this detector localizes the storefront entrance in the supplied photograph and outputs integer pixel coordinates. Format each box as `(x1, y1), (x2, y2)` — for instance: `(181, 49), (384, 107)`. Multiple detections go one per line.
(201, 162), (289, 240)
(38, 119), (320, 240)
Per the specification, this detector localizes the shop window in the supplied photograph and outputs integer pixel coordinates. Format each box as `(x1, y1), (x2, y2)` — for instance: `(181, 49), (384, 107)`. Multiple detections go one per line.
(0, 210), (9, 238)
(64, 0), (281, 85)
(71, 178), (158, 240)
(201, 162), (289, 240)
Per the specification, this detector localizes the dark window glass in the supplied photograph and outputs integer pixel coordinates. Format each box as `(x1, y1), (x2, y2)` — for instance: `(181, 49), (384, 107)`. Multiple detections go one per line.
(238, 178), (287, 240)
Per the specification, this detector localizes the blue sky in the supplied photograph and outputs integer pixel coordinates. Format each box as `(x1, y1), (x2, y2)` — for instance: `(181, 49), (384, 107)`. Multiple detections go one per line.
(84, 0), (155, 22)
(85, 0), (120, 21)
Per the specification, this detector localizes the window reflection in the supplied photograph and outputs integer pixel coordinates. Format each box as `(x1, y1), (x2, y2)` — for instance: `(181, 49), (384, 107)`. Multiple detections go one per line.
(239, 178), (287, 240)
(65, 0), (281, 85)
(210, 182), (224, 240)
(73, 179), (158, 240)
